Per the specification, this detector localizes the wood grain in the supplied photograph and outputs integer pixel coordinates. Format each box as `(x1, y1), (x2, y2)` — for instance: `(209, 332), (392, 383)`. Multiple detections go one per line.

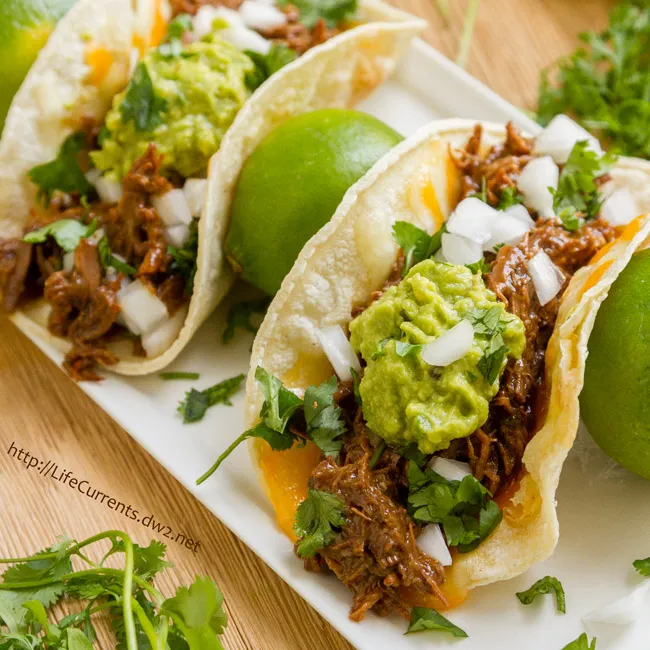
(0, 1), (613, 648)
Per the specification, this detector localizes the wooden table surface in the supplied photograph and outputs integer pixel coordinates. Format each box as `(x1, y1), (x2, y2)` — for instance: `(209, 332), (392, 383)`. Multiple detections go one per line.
(1, 1), (613, 648)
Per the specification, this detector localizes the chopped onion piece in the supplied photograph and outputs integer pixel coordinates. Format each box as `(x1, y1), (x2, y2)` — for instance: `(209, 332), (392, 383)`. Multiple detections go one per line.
(183, 178), (208, 217)
(239, 0), (287, 30)
(95, 175), (123, 204)
(600, 188), (640, 227)
(428, 457), (472, 482)
(152, 189), (192, 227)
(583, 581), (650, 628)
(446, 197), (498, 244)
(416, 524), (452, 566)
(166, 224), (190, 248)
(483, 214), (531, 251)
(87, 227), (105, 246)
(317, 325), (360, 382)
(441, 232), (483, 265)
(505, 203), (535, 227)
(517, 156), (559, 218)
(85, 168), (101, 185)
(117, 279), (168, 335)
(221, 25), (271, 54)
(141, 307), (188, 358)
(62, 251), (75, 273)
(421, 320), (473, 367)
(193, 6), (243, 39)
(528, 251), (565, 306)
(534, 114), (603, 164)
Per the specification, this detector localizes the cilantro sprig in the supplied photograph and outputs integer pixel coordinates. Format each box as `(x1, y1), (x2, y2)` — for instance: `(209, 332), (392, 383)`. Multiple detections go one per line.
(168, 219), (199, 295)
(245, 45), (297, 91)
(178, 373), (245, 423)
(158, 14), (193, 59)
(406, 607), (468, 638)
(516, 575), (566, 613)
(391, 221), (446, 276)
(196, 368), (346, 484)
(120, 63), (168, 133)
(293, 489), (347, 558)
(562, 633), (597, 650)
(97, 236), (137, 276)
(23, 219), (98, 253)
(0, 531), (227, 650)
(633, 556), (650, 576)
(407, 462), (502, 552)
(278, 0), (357, 28)
(465, 306), (512, 384)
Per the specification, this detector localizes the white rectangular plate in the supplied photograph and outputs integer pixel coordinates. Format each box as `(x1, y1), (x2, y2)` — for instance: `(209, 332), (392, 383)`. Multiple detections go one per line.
(13, 38), (650, 650)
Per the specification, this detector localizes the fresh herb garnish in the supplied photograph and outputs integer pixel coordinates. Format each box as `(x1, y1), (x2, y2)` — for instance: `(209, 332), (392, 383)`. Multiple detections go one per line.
(407, 462), (502, 552)
(293, 489), (347, 558)
(406, 607), (468, 638)
(160, 372), (200, 380)
(178, 373), (245, 423)
(158, 13), (193, 58)
(497, 185), (524, 210)
(469, 176), (488, 203)
(27, 133), (95, 205)
(562, 633), (597, 650)
(551, 141), (616, 231)
(278, 0), (357, 28)
(168, 218), (199, 295)
(24, 219), (96, 252)
(466, 258), (490, 275)
(350, 367), (362, 405)
(516, 576), (566, 613)
(97, 236), (137, 275)
(633, 556), (650, 576)
(466, 306), (512, 383)
(477, 333), (510, 384)
(120, 62), (168, 132)
(396, 443), (428, 468)
(537, 1), (650, 159)
(394, 340), (424, 357)
(304, 377), (346, 458)
(391, 221), (446, 275)
(222, 297), (270, 343)
(0, 531), (227, 650)
(466, 306), (505, 335)
(372, 338), (390, 360)
(369, 440), (387, 469)
(245, 44), (297, 90)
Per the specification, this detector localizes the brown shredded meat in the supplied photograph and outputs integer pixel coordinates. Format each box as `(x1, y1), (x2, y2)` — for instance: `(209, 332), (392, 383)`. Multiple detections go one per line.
(305, 406), (446, 621)
(0, 240), (32, 311)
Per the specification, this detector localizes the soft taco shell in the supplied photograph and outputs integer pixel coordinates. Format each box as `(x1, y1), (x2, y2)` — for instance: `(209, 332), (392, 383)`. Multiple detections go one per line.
(245, 118), (650, 592)
(1, 0), (425, 375)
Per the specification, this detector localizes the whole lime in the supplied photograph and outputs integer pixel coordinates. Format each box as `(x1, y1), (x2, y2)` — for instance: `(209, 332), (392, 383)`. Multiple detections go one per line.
(225, 109), (402, 296)
(581, 248), (650, 480)
(0, 0), (77, 134)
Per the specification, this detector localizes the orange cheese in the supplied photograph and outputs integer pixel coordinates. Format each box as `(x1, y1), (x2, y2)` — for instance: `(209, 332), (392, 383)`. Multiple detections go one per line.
(86, 47), (114, 87)
(150, 0), (167, 47)
(398, 574), (469, 611)
(582, 259), (613, 295)
(421, 180), (444, 232)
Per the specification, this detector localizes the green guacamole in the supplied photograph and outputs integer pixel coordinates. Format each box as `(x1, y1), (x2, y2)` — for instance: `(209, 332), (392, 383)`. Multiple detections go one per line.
(349, 260), (526, 454)
(91, 34), (254, 179)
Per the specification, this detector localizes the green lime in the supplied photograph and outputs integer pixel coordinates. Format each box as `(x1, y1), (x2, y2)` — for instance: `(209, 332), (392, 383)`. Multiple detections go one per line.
(0, 0), (78, 134)
(581, 248), (650, 480)
(225, 108), (402, 295)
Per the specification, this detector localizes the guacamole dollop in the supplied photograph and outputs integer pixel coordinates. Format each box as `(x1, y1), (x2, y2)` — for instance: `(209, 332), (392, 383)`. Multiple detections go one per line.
(349, 260), (526, 454)
(91, 34), (254, 179)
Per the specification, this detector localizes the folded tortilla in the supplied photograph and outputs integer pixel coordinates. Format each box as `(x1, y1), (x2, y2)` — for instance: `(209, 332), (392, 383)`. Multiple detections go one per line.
(0, 0), (425, 375)
(245, 119), (650, 596)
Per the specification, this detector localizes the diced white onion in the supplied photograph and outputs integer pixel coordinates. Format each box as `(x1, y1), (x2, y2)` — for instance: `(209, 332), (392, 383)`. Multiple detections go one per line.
(239, 0), (287, 30)
(600, 188), (640, 227)
(152, 189), (192, 227)
(534, 114), (603, 164)
(192, 6), (243, 39)
(316, 325), (360, 382)
(87, 227), (105, 246)
(428, 457), (472, 482)
(528, 251), (565, 306)
(220, 25), (271, 53)
(95, 176), (123, 204)
(446, 197), (499, 244)
(165, 224), (190, 248)
(141, 307), (188, 358)
(62, 251), (75, 273)
(441, 232), (483, 265)
(517, 156), (559, 218)
(483, 214), (531, 252)
(421, 320), (474, 367)
(85, 168), (101, 185)
(505, 204), (535, 227)
(416, 524), (452, 566)
(183, 178), (208, 217)
(583, 582), (650, 628)
(117, 279), (169, 336)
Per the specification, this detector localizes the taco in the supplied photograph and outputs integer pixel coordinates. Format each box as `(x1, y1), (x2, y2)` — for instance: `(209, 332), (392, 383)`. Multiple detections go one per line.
(0, 0), (423, 380)
(201, 117), (650, 621)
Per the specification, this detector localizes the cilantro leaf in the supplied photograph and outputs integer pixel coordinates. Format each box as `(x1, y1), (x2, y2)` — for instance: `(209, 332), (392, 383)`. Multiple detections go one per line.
(222, 297), (270, 344)
(278, 0), (357, 28)
(394, 340), (424, 357)
(391, 222), (446, 275)
(110, 540), (173, 581)
(477, 333), (510, 384)
(497, 185), (524, 211)
(294, 489), (346, 558)
(406, 607), (468, 637)
(160, 372), (200, 380)
(120, 62), (168, 132)
(97, 236), (136, 275)
(158, 14), (193, 59)
(396, 443), (428, 468)
(372, 338), (390, 360)
(23, 219), (94, 253)
(304, 377), (346, 457)
(160, 577), (227, 650)
(178, 374), (245, 423)
(465, 306), (504, 335)
(169, 219), (199, 295)
(466, 258), (490, 275)
(244, 44), (297, 91)
(27, 133), (95, 204)
(561, 633), (597, 650)
(633, 556), (650, 576)
(516, 575), (566, 613)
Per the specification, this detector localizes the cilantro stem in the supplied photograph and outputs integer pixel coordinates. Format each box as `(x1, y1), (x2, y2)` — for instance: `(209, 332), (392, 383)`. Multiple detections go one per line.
(369, 441), (386, 469)
(196, 431), (250, 485)
(118, 533), (138, 650)
(132, 597), (161, 650)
